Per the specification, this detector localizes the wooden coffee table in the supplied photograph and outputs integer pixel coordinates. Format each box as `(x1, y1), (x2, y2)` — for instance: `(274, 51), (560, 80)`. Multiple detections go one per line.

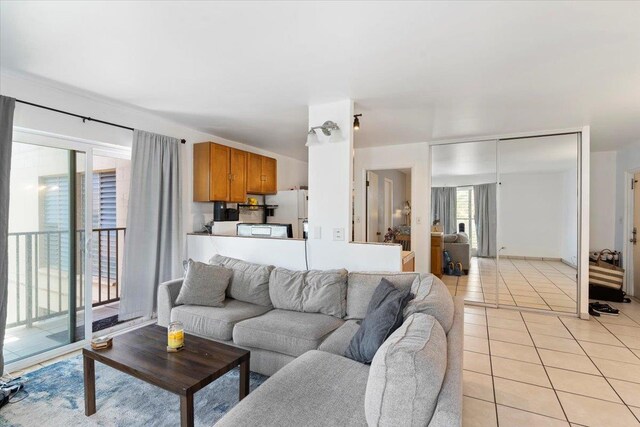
(83, 324), (250, 427)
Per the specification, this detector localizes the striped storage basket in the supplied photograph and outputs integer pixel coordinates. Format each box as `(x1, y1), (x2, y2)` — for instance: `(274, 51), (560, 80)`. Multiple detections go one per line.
(589, 249), (624, 290)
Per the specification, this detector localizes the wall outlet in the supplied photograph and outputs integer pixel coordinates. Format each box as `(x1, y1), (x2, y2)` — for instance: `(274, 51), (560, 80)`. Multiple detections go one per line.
(333, 228), (344, 241)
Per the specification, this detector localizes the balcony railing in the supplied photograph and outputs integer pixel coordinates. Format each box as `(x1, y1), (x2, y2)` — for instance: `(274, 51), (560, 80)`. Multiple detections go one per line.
(6, 227), (125, 328)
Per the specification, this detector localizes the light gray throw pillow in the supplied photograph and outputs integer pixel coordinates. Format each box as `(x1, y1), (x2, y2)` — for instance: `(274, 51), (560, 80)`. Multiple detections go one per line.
(269, 267), (348, 318)
(175, 259), (232, 307)
(365, 313), (447, 426)
(209, 254), (274, 307)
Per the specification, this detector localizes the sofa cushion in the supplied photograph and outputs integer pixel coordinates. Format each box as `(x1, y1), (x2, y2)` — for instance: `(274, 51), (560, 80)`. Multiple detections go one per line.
(365, 313), (448, 426)
(317, 320), (361, 356)
(268, 268), (347, 318)
(346, 272), (418, 320)
(175, 260), (232, 307)
(404, 274), (455, 333)
(443, 233), (458, 243)
(233, 309), (344, 357)
(345, 281), (413, 364)
(216, 350), (369, 427)
(170, 299), (271, 341)
(209, 254), (274, 307)
(456, 232), (470, 243)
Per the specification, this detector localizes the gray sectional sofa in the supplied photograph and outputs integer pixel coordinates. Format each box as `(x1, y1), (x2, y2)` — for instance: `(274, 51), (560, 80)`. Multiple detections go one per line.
(157, 254), (463, 426)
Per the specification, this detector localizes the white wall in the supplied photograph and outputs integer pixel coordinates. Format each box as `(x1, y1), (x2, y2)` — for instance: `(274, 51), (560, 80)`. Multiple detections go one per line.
(354, 142), (430, 272)
(498, 171), (575, 261)
(561, 166), (578, 265)
(1, 72), (308, 246)
(187, 234), (402, 272)
(590, 151), (617, 250)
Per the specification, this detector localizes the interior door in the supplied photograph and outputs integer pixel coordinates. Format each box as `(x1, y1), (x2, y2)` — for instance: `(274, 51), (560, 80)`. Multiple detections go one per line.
(367, 171), (379, 242)
(384, 178), (393, 232)
(634, 172), (640, 296)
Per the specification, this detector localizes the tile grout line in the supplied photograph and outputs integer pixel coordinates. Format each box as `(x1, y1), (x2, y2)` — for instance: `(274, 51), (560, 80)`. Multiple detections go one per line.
(558, 316), (640, 423)
(482, 306), (500, 427)
(519, 310), (571, 424)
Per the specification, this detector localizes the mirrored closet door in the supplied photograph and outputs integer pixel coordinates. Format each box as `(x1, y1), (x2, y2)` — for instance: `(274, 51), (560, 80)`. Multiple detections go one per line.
(496, 134), (579, 313)
(431, 133), (580, 315)
(431, 140), (499, 307)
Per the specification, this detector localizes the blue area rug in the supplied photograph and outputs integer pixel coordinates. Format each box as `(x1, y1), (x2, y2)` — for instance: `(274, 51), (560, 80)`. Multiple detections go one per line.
(0, 355), (268, 426)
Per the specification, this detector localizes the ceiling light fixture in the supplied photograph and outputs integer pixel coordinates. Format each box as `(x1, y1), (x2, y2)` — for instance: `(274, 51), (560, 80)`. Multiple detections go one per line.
(353, 114), (362, 130)
(305, 120), (340, 146)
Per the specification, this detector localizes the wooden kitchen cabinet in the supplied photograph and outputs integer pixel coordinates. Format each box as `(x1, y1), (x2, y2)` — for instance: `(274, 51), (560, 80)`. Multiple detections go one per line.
(193, 142), (247, 202)
(246, 152), (277, 195)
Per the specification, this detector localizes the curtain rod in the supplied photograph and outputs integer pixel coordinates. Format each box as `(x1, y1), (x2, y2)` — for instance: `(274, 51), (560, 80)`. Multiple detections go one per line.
(14, 99), (186, 144)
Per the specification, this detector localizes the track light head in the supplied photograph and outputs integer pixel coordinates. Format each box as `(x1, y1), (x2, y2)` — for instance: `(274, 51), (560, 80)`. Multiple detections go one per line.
(353, 114), (362, 130)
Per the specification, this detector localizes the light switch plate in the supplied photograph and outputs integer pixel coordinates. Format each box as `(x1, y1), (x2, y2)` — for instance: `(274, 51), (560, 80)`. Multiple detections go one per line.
(333, 228), (344, 241)
(313, 226), (322, 239)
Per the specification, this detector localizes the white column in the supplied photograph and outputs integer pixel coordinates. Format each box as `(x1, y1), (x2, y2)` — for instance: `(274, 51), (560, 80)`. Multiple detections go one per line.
(307, 99), (354, 242)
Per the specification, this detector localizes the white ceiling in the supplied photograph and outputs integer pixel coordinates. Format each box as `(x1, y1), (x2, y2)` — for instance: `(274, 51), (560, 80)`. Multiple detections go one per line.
(1, 1), (639, 160)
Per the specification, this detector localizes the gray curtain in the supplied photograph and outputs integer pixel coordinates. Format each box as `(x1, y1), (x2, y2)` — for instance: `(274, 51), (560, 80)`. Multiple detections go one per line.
(119, 130), (182, 321)
(431, 187), (457, 234)
(474, 183), (497, 257)
(0, 96), (16, 373)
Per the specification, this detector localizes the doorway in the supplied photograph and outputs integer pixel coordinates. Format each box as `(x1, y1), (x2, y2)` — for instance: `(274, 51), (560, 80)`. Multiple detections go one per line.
(363, 169), (412, 249)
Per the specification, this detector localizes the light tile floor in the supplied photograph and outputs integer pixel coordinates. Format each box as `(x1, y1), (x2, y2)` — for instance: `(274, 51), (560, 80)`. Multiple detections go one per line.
(444, 257), (578, 312)
(462, 301), (640, 426)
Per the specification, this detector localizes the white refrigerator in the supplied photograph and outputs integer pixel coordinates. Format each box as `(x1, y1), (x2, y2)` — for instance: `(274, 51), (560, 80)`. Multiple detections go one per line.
(266, 190), (308, 239)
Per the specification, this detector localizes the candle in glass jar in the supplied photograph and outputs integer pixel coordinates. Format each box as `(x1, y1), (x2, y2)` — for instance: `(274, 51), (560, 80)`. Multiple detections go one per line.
(168, 321), (184, 349)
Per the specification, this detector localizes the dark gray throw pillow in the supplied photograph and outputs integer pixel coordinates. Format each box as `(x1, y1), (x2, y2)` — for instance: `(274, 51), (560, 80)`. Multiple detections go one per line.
(344, 280), (414, 364)
(176, 259), (232, 307)
(366, 278), (403, 314)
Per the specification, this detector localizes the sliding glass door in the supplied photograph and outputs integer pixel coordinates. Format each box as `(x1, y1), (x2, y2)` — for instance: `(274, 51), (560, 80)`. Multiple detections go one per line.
(5, 143), (87, 364)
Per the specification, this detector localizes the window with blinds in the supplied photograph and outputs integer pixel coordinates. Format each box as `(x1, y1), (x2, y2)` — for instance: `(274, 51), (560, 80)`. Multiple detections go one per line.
(42, 170), (117, 274)
(41, 175), (70, 270)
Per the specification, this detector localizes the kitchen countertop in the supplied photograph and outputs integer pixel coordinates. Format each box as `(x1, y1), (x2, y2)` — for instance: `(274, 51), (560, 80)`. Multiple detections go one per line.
(188, 232), (405, 248)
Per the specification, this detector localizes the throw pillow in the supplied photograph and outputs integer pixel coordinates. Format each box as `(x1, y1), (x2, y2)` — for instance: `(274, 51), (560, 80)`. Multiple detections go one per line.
(344, 281), (414, 364)
(175, 259), (232, 307)
(366, 277), (403, 313)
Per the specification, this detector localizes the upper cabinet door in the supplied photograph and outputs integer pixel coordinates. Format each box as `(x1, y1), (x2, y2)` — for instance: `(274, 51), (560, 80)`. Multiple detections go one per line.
(261, 156), (277, 194)
(193, 142), (211, 202)
(209, 143), (230, 201)
(229, 148), (247, 203)
(246, 152), (264, 194)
